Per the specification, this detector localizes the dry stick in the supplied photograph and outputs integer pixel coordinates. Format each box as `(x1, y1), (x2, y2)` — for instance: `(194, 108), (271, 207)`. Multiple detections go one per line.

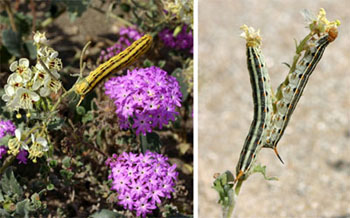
(3, 0), (17, 32)
(30, 0), (36, 33)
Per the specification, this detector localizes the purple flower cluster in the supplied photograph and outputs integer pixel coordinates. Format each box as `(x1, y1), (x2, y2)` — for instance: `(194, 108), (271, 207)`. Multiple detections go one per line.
(0, 120), (27, 164)
(105, 66), (182, 136)
(159, 25), (193, 53)
(99, 27), (142, 62)
(0, 120), (16, 138)
(106, 151), (178, 217)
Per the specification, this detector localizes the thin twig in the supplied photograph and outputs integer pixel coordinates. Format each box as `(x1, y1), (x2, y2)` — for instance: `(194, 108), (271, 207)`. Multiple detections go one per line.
(4, 0), (17, 32)
(79, 41), (91, 78)
(30, 0), (36, 33)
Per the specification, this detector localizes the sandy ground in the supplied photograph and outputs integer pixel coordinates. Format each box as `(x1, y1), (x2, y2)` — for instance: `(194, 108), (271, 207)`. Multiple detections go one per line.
(198, 0), (350, 217)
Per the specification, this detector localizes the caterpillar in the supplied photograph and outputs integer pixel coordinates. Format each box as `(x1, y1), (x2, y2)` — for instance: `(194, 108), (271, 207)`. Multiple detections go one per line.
(263, 27), (338, 157)
(74, 34), (153, 105)
(235, 25), (274, 181)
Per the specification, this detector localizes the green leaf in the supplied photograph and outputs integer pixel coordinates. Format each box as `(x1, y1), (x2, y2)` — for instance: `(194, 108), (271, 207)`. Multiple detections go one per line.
(46, 184), (55, 191)
(82, 112), (94, 124)
(49, 159), (58, 168)
(120, 3), (131, 12)
(14, 12), (32, 36)
(0, 44), (12, 64)
(15, 199), (30, 217)
(157, 60), (166, 68)
(0, 135), (12, 146)
(167, 214), (192, 218)
(140, 132), (161, 153)
(47, 117), (65, 130)
(1, 168), (23, 199)
(0, 190), (4, 202)
(60, 169), (74, 180)
(173, 25), (183, 37)
(24, 41), (36, 60)
(90, 209), (125, 218)
(30, 193), (41, 210)
(2, 29), (22, 57)
(0, 208), (10, 217)
(251, 164), (278, 181)
(143, 59), (154, 67)
(76, 106), (86, 115)
(62, 156), (71, 168)
(59, 0), (92, 22)
(172, 68), (189, 102)
(212, 171), (235, 206)
(96, 129), (103, 147)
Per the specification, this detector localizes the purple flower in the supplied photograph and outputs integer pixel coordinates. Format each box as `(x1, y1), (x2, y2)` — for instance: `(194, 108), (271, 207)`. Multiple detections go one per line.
(99, 27), (143, 62)
(0, 120), (16, 160)
(0, 146), (7, 159)
(105, 66), (182, 136)
(16, 149), (28, 164)
(0, 120), (16, 138)
(134, 197), (156, 217)
(106, 151), (178, 217)
(159, 25), (193, 53)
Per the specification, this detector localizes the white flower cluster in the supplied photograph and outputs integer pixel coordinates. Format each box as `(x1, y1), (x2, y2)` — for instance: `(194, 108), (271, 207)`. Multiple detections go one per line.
(2, 32), (62, 111)
(163, 0), (193, 27)
(7, 129), (48, 163)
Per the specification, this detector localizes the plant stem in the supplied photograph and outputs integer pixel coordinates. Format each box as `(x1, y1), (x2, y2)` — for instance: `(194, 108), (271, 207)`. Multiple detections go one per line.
(0, 155), (15, 174)
(222, 179), (243, 218)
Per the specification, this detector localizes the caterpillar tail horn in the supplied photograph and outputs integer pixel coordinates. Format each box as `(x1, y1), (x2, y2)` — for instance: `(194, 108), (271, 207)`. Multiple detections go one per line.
(274, 147), (284, 164)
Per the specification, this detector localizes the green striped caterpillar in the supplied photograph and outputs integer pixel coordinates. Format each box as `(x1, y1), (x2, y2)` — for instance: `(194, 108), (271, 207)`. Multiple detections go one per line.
(235, 25), (274, 181)
(74, 34), (153, 105)
(263, 27), (338, 156)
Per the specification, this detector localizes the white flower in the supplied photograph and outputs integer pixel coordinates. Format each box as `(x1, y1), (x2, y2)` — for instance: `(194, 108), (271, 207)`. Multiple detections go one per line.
(37, 48), (62, 79)
(32, 64), (50, 91)
(43, 77), (61, 95)
(28, 134), (48, 162)
(33, 31), (47, 45)
(9, 88), (40, 110)
(8, 129), (27, 155)
(9, 58), (33, 83)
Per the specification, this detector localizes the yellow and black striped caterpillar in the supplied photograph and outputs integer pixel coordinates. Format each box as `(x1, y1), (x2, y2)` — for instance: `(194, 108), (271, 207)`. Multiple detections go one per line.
(74, 34), (153, 105)
(235, 25), (274, 181)
(235, 26), (338, 182)
(263, 27), (338, 157)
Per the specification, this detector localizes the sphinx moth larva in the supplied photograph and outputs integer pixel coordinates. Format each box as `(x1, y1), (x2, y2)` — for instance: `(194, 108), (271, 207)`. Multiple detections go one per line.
(263, 27), (338, 157)
(74, 34), (153, 104)
(235, 25), (274, 181)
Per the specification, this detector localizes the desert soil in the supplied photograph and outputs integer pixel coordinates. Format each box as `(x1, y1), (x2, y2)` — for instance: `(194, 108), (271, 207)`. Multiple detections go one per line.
(199, 0), (350, 217)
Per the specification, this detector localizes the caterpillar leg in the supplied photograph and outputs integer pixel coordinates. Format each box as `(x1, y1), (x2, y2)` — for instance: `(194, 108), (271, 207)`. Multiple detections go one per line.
(77, 96), (84, 107)
(234, 170), (244, 183)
